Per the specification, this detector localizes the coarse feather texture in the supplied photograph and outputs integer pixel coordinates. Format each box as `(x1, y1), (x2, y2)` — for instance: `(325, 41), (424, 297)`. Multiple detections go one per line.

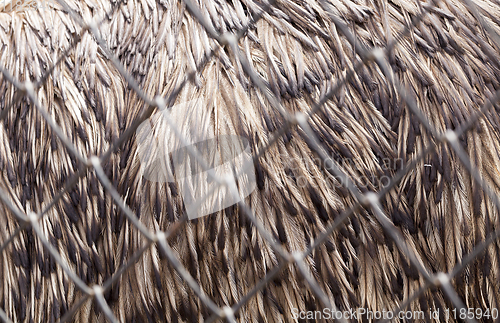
(1, 0), (500, 321)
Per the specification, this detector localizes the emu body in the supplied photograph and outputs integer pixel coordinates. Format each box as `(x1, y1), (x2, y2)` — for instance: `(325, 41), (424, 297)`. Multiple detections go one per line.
(1, 0), (500, 321)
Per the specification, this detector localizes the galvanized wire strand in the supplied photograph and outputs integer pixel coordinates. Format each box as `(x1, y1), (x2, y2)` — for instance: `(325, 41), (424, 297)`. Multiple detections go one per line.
(93, 286), (120, 323)
(91, 156), (157, 241)
(0, 308), (13, 323)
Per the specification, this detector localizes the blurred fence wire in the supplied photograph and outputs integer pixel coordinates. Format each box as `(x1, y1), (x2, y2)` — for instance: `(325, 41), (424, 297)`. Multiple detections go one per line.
(1, 0), (500, 321)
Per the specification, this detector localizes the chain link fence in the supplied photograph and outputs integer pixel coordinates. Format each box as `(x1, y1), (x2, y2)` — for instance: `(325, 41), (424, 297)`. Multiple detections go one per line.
(1, 0), (500, 321)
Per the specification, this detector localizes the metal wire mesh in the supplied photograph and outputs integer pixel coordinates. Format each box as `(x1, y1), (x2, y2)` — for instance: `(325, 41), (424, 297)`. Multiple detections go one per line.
(1, 0), (500, 321)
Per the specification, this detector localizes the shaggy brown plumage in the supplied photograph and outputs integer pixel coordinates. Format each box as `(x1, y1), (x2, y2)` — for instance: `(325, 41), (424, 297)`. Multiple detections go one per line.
(1, 0), (500, 321)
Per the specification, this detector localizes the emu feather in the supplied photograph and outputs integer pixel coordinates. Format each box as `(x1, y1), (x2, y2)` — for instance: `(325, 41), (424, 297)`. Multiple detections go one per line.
(1, 0), (500, 321)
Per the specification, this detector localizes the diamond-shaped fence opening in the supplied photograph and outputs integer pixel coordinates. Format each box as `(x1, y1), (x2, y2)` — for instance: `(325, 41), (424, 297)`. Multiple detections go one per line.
(1, 0), (500, 321)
